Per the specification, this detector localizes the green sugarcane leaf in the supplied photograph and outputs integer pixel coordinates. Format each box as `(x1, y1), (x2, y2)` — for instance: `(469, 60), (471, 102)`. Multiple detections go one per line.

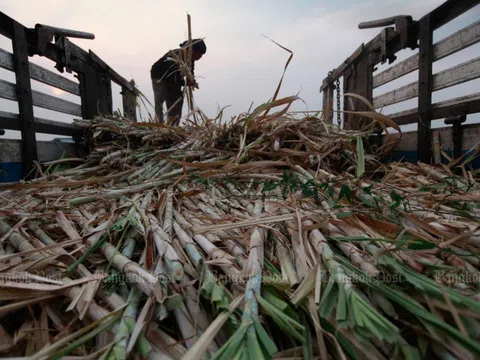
(111, 214), (135, 232)
(351, 295), (365, 328)
(395, 232), (409, 249)
(386, 258), (480, 312)
(462, 316), (480, 338)
(336, 285), (349, 323)
(357, 311), (387, 341)
(233, 343), (248, 360)
(356, 295), (398, 336)
(417, 336), (429, 356)
(389, 190), (404, 210)
(338, 184), (353, 203)
(136, 335), (152, 358)
(262, 180), (280, 193)
(212, 323), (249, 360)
(356, 136), (365, 178)
(253, 320), (278, 357)
(407, 240), (436, 250)
(263, 289), (288, 311)
(352, 294), (392, 338)
(336, 212), (353, 218)
(399, 342), (422, 360)
(320, 318), (361, 360)
(51, 313), (121, 360)
(336, 256), (480, 356)
(362, 184), (374, 194)
(212, 283), (224, 301)
(201, 271), (216, 295)
(358, 193), (375, 208)
(264, 258), (282, 276)
(319, 277), (338, 319)
(257, 295), (305, 342)
(247, 328), (264, 360)
(67, 231), (109, 273)
(372, 293), (396, 318)
(165, 294), (183, 310)
(300, 312), (314, 360)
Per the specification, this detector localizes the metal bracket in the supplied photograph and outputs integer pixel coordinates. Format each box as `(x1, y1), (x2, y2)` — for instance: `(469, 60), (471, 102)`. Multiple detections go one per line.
(358, 15), (412, 29)
(33, 23), (94, 74)
(379, 28), (398, 64)
(444, 115), (466, 160)
(359, 14), (417, 64)
(53, 36), (70, 73)
(34, 23), (94, 56)
(394, 16), (417, 50)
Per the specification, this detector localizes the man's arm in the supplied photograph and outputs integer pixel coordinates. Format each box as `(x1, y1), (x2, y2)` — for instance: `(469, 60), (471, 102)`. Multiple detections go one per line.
(186, 59), (198, 89)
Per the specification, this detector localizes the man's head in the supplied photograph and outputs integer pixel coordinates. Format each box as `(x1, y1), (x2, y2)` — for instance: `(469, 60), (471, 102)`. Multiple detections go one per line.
(180, 39), (206, 61)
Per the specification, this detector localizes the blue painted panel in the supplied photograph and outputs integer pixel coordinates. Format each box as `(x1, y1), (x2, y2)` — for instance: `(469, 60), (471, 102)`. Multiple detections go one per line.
(0, 162), (23, 182)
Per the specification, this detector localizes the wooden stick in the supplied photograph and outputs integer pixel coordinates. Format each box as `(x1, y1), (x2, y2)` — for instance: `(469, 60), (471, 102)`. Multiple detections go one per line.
(186, 13), (198, 125)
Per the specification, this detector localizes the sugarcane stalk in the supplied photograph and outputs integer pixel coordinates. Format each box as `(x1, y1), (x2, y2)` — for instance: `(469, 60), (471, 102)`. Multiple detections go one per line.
(83, 230), (161, 300)
(173, 304), (197, 349)
(173, 221), (206, 271)
(152, 258), (169, 321)
(172, 220), (232, 313)
(148, 214), (184, 282)
(163, 190), (174, 241)
(225, 182), (254, 215)
(181, 274), (220, 353)
(0, 218), (42, 258)
(193, 233), (242, 278)
(173, 210), (241, 278)
(328, 223), (379, 277)
(106, 231), (138, 298)
(276, 239), (300, 286)
(102, 286), (143, 360)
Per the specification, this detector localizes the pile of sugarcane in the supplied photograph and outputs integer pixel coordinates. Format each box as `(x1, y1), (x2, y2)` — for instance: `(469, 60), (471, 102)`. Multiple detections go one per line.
(1, 96), (480, 360)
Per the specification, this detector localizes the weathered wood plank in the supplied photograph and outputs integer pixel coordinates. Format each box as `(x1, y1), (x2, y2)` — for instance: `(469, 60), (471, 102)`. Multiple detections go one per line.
(373, 56), (480, 108)
(0, 48), (80, 95)
(0, 78), (82, 116)
(389, 92), (480, 126)
(89, 50), (135, 93)
(0, 110), (84, 136)
(343, 56), (373, 130)
(12, 21), (37, 179)
(417, 15), (434, 163)
(390, 123), (480, 154)
(322, 85), (334, 124)
(122, 82), (137, 121)
(429, 0), (480, 32)
(373, 20), (480, 88)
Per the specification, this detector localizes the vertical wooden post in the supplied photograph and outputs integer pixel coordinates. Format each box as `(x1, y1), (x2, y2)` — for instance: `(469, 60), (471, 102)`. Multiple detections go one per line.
(12, 21), (38, 179)
(322, 85), (334, 124)
(78, 64), (112, 119)
(122, 80), (137, 121)
(417, 15), (434, 163)
(343, 56), (373, 130)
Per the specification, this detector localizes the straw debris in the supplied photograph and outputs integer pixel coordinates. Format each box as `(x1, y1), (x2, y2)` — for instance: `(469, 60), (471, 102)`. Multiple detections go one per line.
(1, 95), (480, 359)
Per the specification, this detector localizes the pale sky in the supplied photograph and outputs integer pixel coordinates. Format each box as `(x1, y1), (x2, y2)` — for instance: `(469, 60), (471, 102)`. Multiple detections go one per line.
(0, 0), (479, 140)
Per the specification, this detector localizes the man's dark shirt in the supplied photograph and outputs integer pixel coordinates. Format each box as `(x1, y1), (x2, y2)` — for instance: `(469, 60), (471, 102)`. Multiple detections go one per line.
(150, 49), (195, 87)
